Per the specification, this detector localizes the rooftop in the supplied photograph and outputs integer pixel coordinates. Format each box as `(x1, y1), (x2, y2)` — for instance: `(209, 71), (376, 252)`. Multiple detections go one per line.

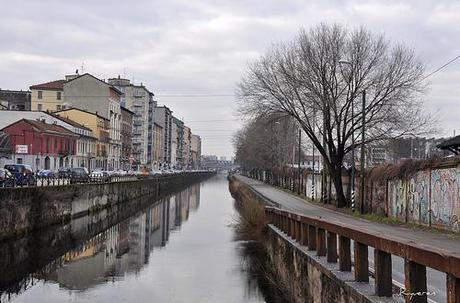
(48, 112), (92, 131)
(56, 107), (110, 121)
(436, 135), (460, 155)
(29, 80), (66, 90)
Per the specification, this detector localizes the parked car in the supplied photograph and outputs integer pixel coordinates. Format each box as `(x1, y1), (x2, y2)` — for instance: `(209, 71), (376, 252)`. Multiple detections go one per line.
(0, 168), (15, 187)
(90, 169), (110, 182)
(150, 170), (162, 176)
(69, 167), (89, 183)
(38, 169), (55, 178)
(58, 167), (71, 178)
(116, 169), (127, 176)
(4, 164), (36, 186)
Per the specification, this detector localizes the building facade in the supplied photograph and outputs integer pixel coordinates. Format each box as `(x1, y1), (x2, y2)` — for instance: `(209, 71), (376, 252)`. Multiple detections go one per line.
(147, 98), (157, 167)
(154, 106), (172, 165)
(120, 106), (134, 170)
(0, 110), (97, 170)
(191, 134), (201, 169)
(172, 117), (184, 168)
(182, 126), (191, 169)
(30, 80), (65, 112)
(108, 77), (154, 167)
(56, 108), (110, 170)
(63, 73), (122, 170)
(153, 122), (163, 168)
(2, 119), (78, 171)
(0, 89), (31, 111)
(171, 122), (178, 168)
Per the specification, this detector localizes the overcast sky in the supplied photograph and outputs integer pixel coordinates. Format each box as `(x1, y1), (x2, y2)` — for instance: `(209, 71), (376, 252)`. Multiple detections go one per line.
(1, 0), (459, 158)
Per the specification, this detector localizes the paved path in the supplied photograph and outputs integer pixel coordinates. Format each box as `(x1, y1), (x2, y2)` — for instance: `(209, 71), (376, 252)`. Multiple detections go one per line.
(235, 175), (459, 302)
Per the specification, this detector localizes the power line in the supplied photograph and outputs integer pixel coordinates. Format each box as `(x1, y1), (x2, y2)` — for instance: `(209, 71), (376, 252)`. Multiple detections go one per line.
(185, 119), (238, 122)
(155, 94), (234, 97)
(420, 55), (460, 82)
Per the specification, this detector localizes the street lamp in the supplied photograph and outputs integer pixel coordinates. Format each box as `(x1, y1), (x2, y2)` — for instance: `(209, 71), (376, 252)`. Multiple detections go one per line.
(338, 59), (366, 212)
(339, 60), (356, 210)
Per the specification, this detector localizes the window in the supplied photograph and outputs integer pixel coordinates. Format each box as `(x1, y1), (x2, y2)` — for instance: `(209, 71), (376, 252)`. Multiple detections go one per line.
(17, 158), (23, 164)
(56, 105), (61, 111)
(37, 91), (43, 99)
(56, 91), (62, 100)
(37, 104), (43, 111)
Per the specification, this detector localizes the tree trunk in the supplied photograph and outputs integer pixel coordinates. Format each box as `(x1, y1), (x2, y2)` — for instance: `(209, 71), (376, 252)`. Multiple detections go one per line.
(330, 166), (347, 208)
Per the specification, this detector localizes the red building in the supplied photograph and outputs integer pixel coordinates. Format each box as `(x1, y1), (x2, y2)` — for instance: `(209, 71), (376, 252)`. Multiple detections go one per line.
(2, 119), (78, 171)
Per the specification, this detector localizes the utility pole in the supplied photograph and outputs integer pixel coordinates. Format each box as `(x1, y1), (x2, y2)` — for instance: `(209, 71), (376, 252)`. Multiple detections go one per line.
(298, 128), (301, 195)
(360, 90), (366, 214)
(322, 109), (328, 204)
(312, 106), (316, 202)
(351, 93), (356, 211)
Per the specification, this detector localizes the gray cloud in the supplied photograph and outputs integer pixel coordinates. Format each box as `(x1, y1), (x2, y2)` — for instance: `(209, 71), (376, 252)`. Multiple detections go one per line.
(1, 0), (459, 157)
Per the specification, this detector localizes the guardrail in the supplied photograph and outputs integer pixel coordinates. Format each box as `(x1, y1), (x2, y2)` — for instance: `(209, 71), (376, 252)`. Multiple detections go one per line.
(264, 206), (460, 303)
(1, 172), (214, 188)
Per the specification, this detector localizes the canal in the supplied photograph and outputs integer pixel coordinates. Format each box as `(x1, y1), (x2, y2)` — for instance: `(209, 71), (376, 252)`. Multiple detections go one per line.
(0, 173), (275, 303)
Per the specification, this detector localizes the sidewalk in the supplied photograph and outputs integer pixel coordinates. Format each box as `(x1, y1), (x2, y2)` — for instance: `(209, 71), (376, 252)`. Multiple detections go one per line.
(235, 175), (459, 302)
(236, 174), (460, 253)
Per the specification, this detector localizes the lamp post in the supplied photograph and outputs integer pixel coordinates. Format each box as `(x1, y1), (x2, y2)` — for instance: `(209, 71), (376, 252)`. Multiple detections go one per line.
(360, 90), (366, 214)
(339, 59), (356, 211)
(312, 105), (316, 201)
(297, 128), (301, 195)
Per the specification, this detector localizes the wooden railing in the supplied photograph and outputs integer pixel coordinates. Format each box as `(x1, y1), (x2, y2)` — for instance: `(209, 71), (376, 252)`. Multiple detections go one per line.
(264, 206), (460, 303)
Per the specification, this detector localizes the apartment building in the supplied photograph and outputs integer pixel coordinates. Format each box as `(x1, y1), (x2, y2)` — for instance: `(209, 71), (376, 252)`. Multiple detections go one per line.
(30, 80), (65, 111)
(108, 77), (155, 167)
(183, 126), (191, 169)
(154, 106), (172, 165)
(63, 73), (122, 170)
(191, 134), (201, 169)
(172, 117), (184, 168)
(120, 106), (134, 170)
(56, 108), (110, 170)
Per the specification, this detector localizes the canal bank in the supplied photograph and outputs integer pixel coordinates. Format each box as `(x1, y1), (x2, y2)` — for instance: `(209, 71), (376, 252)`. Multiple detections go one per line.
(229, 175), (401, 303)
(1, 173), (282, 303)
(0, 172), (214, 240)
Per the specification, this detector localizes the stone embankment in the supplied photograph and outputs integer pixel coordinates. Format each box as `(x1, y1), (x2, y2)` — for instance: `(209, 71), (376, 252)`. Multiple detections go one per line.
(0, 172), (214, 240)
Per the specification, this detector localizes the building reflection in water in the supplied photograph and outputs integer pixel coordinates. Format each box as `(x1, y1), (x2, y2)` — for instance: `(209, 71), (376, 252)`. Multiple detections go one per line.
(0, 183), (201, 301)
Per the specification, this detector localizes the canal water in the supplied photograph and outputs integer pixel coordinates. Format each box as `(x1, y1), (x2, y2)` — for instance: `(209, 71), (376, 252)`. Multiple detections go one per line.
(0, 173), (274, 303)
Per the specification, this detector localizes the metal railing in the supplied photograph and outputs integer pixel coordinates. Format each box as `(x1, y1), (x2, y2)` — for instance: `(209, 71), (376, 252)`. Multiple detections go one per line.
(264, 206), (460, 303)
(1, 171), (215, 188)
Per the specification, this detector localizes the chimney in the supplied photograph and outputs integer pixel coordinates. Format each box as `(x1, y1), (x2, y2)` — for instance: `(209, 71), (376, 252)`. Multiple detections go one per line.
(65, 74), (79, 81)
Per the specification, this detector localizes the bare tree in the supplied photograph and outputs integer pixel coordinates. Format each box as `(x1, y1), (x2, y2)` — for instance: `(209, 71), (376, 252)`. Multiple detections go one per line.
(233, 114), (298, 169)
(237, 23), (431, 208)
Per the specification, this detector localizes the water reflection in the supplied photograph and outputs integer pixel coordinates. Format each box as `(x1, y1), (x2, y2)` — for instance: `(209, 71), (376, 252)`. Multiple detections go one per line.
(0, 183), (200, 302)
(1, 175), (272, 303)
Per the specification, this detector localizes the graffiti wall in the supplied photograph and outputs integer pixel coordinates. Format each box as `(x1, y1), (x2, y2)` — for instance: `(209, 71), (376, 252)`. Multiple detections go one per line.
(388, 179), (406, 221)
(431, 168), (460, 230)
(407, 170), (430, 225)
(381, 165), (460, 231)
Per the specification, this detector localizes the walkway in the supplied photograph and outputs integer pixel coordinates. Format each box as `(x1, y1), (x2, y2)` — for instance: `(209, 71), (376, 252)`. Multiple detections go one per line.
(236, 174), (460, 302)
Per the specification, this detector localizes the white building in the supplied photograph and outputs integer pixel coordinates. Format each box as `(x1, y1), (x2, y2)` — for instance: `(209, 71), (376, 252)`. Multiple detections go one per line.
(108, 77), (155, 167)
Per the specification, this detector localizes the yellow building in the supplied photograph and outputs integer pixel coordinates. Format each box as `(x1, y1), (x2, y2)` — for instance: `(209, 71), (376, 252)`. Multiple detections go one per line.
(56, 108), (110, 169)
(29, 79), (66, 112)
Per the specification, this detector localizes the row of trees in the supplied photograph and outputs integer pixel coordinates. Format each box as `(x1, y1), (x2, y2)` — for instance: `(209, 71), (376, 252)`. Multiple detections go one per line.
(233, 114), (302, 170)
(236, 23), (431, 208)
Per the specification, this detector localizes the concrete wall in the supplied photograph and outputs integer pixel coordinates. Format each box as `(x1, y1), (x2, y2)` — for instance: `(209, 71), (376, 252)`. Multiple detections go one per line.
(264, 226), (383, 303)
(0, 172), (213, 240)
(364, 163), (460, 231)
